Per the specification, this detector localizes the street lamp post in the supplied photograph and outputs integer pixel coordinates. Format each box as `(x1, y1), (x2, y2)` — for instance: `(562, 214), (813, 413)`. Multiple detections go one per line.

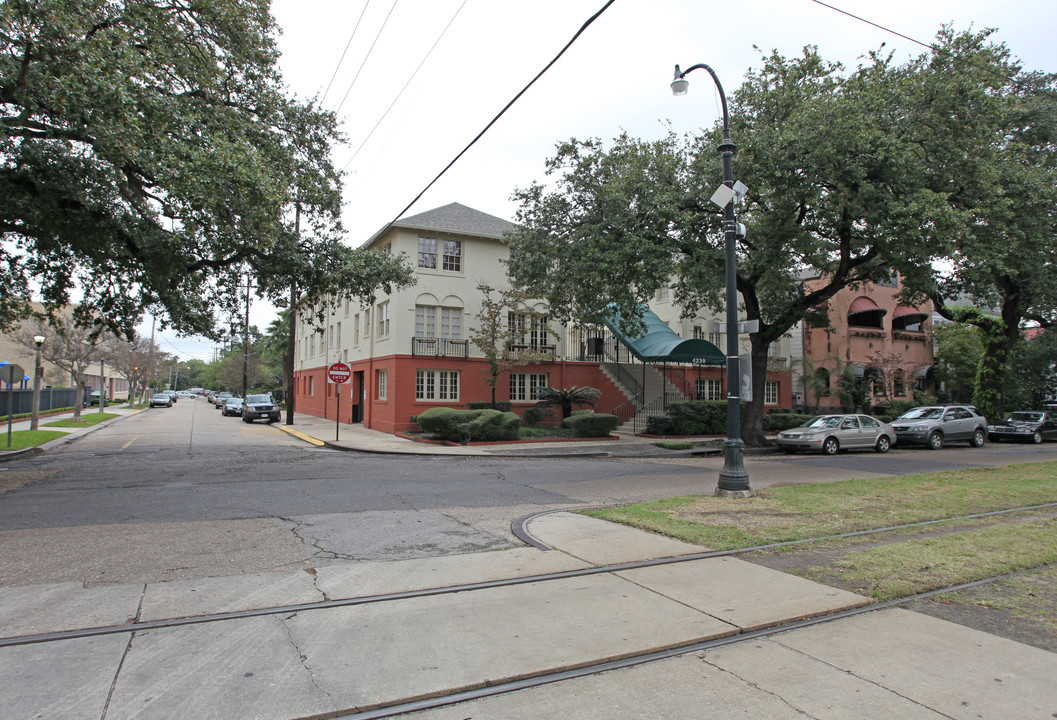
(30, 334), (45, 431)
(672, 63), (752, 497)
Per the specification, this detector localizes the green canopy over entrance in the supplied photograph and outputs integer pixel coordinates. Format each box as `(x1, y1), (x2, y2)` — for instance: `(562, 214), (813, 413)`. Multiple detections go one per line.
(603, 306), (725, 365)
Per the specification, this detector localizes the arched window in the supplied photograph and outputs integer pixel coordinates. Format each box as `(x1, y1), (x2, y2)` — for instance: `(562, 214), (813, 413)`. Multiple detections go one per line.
(848, 297), (887, 329)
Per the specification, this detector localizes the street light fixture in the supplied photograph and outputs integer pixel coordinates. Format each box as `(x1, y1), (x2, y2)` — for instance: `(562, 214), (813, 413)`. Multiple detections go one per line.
(30, 334), (45, 431)
(672, 63), (753, 497)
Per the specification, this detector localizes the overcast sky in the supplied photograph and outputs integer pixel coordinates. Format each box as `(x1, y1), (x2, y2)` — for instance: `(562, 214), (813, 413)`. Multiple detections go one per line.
(159, 0), (1057, 361)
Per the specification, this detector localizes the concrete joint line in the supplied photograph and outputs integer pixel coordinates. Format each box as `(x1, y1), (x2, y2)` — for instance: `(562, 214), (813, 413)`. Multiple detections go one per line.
(615, 572), (732, 626)
(698, 651), (824, 720)
(99, 632), (136, 720)
(771, 639), (957, 718)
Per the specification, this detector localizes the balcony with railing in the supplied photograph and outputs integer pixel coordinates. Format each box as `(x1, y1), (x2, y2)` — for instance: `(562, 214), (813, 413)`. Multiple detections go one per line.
(411, 337), (470, 357)
(506, 343), (558, 361)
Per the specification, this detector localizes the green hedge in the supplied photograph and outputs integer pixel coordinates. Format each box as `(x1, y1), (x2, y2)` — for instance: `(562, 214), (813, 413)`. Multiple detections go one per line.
(645, 401), (818, 435)
(414, 407), (520, 443)
(561, 413), (620, 438)
(467, 401), (513, 412)
(645, 401), (727, 435)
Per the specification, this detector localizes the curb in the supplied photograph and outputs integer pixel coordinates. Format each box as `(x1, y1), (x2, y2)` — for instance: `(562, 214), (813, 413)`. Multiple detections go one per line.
(274, 425), (326, 447)
(0, 410), (142, 461)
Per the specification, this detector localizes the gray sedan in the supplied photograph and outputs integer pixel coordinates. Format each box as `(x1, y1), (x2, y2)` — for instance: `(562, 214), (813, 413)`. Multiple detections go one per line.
(776, 414), (895, 455)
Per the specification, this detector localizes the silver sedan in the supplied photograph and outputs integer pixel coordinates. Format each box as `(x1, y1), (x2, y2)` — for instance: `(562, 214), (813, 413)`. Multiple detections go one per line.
(775, 414), (895, 455)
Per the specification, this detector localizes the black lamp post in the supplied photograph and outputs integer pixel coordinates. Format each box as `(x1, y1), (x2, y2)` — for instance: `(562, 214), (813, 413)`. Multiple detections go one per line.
(30, 334), (45, 431)
(672, 63), (752, 497)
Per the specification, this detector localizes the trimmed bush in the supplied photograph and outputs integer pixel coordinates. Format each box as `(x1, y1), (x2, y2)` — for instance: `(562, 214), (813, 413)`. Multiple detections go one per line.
(646, 401), (728, 436)
(466, 409), (521, 442)
(645, 401), (816, 435)
(522, 407), (550, 427)
(467, 400), (513, 412)
(760, 412), (817, 432)
(414, 407), (520, 442)
(561, 413), (620, 438)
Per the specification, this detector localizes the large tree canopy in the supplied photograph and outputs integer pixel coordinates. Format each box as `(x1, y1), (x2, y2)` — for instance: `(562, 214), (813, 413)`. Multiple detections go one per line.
(508, 43), (953, 444)
(898, 29), (1057, 419)
(0, 0), (413, 338)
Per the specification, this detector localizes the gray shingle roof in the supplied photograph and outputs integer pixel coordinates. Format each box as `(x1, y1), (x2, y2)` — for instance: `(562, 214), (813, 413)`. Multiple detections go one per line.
(365, 203), (517, 246)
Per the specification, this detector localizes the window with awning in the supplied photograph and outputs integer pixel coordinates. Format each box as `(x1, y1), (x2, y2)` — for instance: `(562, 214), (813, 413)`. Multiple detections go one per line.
(847, 297), (887, 329)
(892, 306), (929, 331)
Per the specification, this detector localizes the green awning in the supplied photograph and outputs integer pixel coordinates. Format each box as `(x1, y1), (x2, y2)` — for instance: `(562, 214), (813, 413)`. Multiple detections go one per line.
(603, 306), (725, 365)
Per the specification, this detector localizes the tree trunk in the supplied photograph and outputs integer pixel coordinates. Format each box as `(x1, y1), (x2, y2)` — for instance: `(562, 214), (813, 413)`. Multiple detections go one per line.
(741, 336), (770, 447)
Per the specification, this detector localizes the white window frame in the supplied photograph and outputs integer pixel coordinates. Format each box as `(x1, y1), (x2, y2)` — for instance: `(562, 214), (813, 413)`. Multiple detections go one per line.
(377, 369), (388, 401)
(510, 372), (549, 402)
(377, 302), (390, 338)
(696, 378), (723, 401)
(765, 380), (779, 405)
(416, 369), (460, 401)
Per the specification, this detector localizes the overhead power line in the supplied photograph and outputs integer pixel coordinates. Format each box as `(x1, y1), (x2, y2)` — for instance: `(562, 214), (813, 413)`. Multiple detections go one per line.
(372, 0), (618, 240)
(333, 0), (400, 117)
(320, 0), (372, 106)
(341, 0), (468, 173)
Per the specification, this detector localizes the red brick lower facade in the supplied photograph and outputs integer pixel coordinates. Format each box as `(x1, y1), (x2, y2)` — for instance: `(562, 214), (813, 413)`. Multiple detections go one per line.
(294, 355), (794, 434)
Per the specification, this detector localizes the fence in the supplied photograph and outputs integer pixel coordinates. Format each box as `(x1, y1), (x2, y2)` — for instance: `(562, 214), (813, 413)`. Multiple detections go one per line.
(0, 387), (90, 416)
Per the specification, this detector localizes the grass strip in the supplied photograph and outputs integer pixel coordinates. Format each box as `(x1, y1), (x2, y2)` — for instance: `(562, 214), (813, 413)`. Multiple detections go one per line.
(0, 430), (69, 451)
(45, 413), (119, 428)
(584, 462), (1057, 549)
(794, 520), (1057, 601)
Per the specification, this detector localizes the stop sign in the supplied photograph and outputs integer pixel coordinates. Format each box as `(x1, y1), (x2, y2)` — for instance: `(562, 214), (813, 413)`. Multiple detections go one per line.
(327, 362), (351, 384)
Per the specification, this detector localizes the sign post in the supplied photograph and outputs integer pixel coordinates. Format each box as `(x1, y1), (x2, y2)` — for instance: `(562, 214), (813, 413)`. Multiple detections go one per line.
(0, 364), (25, 448)
(327, 362), (352, 441)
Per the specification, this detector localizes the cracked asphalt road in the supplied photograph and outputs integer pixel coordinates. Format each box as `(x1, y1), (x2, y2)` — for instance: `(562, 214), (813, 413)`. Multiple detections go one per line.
(0, 400), (710, 586)
(5, 399), (1057, 588)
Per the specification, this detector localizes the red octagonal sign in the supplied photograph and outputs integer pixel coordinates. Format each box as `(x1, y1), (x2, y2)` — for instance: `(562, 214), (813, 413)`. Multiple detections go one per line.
(327, 362), (352, 384)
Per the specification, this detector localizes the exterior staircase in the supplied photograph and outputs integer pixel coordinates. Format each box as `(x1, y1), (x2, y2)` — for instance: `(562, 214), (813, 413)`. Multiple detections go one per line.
(600, 361), (690, 435)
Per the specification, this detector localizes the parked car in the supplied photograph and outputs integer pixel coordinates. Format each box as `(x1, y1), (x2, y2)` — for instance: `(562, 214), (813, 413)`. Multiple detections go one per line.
(150, 393), (173, 408)
(221, 397), (245, 416)
(242, 394), (281, 423)
(775, 414), (895, 455)
(213, 392), (234, 408)
(987, 411), (1057, 444)
(161, 390), (176, 404)
(890, 405), (987, 450)
(175, 391), (195, 399)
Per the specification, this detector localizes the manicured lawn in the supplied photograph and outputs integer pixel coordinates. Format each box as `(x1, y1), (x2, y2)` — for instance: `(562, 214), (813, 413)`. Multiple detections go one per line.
(586, 462), (1057, 549)
(0, 430), (69, 451)
(45, 412), (120, 428)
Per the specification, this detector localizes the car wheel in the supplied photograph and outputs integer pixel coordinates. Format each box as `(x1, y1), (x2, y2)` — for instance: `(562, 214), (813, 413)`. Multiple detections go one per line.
(928, 431), (944, 450)
(822, 437), (839, 455)
(970, 428), (985, 448)
(243, 416), (252, 423)
(1032, 431), (1043, 444)
(875, 435), (891, 453)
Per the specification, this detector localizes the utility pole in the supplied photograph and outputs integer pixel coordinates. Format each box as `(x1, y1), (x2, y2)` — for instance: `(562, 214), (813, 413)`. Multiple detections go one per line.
(240, 275), (256, 398)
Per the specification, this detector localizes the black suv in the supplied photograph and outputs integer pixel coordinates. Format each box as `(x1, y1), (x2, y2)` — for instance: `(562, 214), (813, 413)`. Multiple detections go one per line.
(890, 405), (988, 450)
(242, 394), (281, 423)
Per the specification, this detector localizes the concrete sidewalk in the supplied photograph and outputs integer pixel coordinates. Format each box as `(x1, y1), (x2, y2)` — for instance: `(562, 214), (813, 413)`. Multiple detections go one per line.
(2, 511), (1055, 719)
(276, 411), (719, 458)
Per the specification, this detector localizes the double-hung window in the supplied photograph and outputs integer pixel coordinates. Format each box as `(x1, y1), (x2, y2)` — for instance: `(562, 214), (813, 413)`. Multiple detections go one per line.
(377, 302), (390, 338)
(765, 380), (779, 405)
(418, 238), (462, 272)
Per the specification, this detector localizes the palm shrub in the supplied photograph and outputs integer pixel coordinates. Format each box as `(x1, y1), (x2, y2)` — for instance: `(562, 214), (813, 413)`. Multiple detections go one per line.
(535, 386), (601, 419)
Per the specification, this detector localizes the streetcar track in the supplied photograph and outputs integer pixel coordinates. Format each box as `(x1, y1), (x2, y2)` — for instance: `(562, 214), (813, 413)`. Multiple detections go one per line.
(4, 500), (1056, 649)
